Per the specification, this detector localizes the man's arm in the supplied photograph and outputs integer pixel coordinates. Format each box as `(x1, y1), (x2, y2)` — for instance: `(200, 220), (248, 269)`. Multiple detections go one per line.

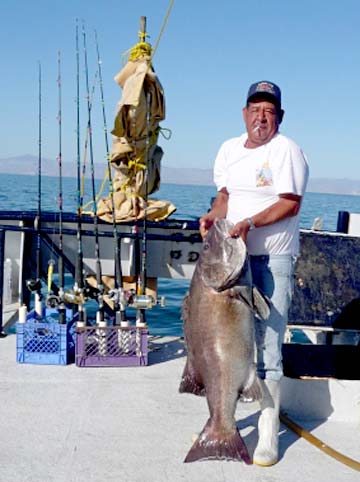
(199, 187), (229, 238)
(228, 193), (302, 241)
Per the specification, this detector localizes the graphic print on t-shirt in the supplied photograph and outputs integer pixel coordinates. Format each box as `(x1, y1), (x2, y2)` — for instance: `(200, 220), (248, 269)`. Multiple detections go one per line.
(256, 161), (273, 187)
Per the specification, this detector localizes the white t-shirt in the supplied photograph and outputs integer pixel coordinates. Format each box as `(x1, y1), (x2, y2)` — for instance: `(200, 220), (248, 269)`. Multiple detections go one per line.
(214, 133), (309, 255)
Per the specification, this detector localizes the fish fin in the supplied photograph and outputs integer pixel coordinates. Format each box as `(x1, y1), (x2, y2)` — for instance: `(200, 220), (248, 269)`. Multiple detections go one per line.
(179, 359), (205, 396)
(232, 285), (270, 320)
(184, 423), (251, 464)
(233, 286), (254, 309)
(239, 370), (263, 403)
(252, 286), (271, 320)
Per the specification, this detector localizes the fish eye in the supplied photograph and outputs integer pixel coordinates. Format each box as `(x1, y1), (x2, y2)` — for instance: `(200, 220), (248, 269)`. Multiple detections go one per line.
(203, 242), (210, 251)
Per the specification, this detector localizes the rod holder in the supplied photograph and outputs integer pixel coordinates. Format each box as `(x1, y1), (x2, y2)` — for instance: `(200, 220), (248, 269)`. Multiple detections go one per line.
(18, 304), (27, 324)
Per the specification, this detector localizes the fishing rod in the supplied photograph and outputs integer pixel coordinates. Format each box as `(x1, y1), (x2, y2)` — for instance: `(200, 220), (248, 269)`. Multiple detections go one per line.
(80, 69), (98, 205)
(133, 17), (158, 326)
(26, 62), (43, 319)
(135, 90), (152, 327)
(94, 30), (128, 326)
(57, 51), (66, 323)
(17, 219), (27, 323)
(46, 51), (66, 323)
(82, 22), (105, 325)
(65, 20), (87, 326)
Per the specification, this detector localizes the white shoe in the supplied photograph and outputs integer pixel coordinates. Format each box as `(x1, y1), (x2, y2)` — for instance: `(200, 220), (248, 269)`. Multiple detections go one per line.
(253, 379), (280, 466)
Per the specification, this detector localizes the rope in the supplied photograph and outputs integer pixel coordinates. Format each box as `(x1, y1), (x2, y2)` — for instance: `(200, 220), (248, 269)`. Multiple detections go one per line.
(280, 412), (360, 472)
(82, 163), (109, 212)
(114, 127), (160, 193)
(129, 41), (152, 61)
(150, 0), (175, 62)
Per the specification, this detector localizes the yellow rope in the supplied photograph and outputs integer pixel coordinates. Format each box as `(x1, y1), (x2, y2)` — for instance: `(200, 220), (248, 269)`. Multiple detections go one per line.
(115, 126), (160, 192)
(82, 162), (110, 212)
(128, 41), (152, 61)
(280, 412), (360, 472)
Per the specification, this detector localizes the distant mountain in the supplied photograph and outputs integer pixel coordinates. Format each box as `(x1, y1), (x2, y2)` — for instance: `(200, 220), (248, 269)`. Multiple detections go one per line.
(0, 155), (359, 195)
(0, 154), (105, 179)
(306, 178), (360, 196)
(161, 166), (213, 186)
(161, 166), (360, 195)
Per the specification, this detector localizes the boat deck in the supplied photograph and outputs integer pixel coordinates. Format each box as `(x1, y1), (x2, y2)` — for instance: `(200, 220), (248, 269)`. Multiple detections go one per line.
(0, 332), (359, 482)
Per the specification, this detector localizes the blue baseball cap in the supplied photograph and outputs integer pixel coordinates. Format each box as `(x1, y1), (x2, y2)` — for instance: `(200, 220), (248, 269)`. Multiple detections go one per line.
(246, 81), (282, 109)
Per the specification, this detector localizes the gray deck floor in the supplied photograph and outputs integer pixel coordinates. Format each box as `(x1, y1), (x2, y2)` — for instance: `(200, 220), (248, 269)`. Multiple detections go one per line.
(0, 332), (359, 482)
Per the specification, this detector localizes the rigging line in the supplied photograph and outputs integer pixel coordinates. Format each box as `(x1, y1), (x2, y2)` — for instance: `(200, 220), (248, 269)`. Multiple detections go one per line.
(280, 412), (360, 472)
(150, 0), (176, 62)
(95, 30), (127, 322)
(82, 21), (104, 322)
(121, 1), (175, 80)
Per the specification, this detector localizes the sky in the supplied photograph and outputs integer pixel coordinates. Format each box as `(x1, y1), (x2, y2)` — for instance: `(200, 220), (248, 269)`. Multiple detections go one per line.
(1, 0), (360, 179)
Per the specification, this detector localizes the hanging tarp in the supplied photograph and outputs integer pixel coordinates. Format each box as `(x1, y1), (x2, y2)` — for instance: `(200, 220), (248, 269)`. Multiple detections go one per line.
(97, 35), (176, 222)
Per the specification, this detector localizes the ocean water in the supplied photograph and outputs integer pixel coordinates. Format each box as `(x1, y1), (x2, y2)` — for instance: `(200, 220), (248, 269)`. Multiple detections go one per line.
(2, 173), (360, 336)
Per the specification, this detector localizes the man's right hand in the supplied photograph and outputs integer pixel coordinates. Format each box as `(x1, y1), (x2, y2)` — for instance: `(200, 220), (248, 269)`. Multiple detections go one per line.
(199, 188), (229, 239)
(199, 212), (218, 239)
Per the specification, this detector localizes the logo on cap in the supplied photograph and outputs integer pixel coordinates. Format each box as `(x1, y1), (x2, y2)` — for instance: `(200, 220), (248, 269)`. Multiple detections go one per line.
(247, 80), (281, 107)
(255, 82), (276, 94)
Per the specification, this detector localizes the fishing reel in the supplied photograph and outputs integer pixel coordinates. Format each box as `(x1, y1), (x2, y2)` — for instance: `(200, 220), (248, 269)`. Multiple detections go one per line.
(63, 289), (87, 305)
(62, 279), (98, 305)
(26, 278), (42, 293)
(108, 287), (131, 309)
(46, 294), (60, 309)
(83, 283), (103, 300)
(45, 293), (66, 309)
(127, 291), (166, 310)
(108, 288), (166, 310)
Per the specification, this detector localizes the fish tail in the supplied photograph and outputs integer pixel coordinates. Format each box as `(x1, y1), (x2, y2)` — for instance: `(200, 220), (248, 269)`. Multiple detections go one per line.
(184, 424), (251, 464)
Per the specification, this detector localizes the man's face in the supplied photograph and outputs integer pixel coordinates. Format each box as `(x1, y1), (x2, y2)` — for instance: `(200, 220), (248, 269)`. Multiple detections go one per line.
(242, 98), (282, 148)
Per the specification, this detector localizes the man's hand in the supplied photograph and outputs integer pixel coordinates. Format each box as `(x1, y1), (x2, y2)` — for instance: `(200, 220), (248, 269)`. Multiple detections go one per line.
(228, 219), (251, 242)
(199, 188), (229, 239)
(199, 212), (218, 239)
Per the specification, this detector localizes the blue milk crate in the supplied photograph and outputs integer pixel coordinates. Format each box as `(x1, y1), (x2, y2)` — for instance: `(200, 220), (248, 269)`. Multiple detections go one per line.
(16, 309), (77, 365)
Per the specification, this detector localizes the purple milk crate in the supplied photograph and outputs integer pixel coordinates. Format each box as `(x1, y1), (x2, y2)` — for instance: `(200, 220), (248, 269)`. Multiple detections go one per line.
(75, 325), (148, 367)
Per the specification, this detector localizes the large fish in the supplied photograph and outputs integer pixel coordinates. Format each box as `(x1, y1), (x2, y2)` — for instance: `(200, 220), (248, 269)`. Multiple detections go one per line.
(179, 218), (270, 463)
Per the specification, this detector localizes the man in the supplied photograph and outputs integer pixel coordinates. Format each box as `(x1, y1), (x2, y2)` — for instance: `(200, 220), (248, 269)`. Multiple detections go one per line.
(199, 80), (309, 466)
